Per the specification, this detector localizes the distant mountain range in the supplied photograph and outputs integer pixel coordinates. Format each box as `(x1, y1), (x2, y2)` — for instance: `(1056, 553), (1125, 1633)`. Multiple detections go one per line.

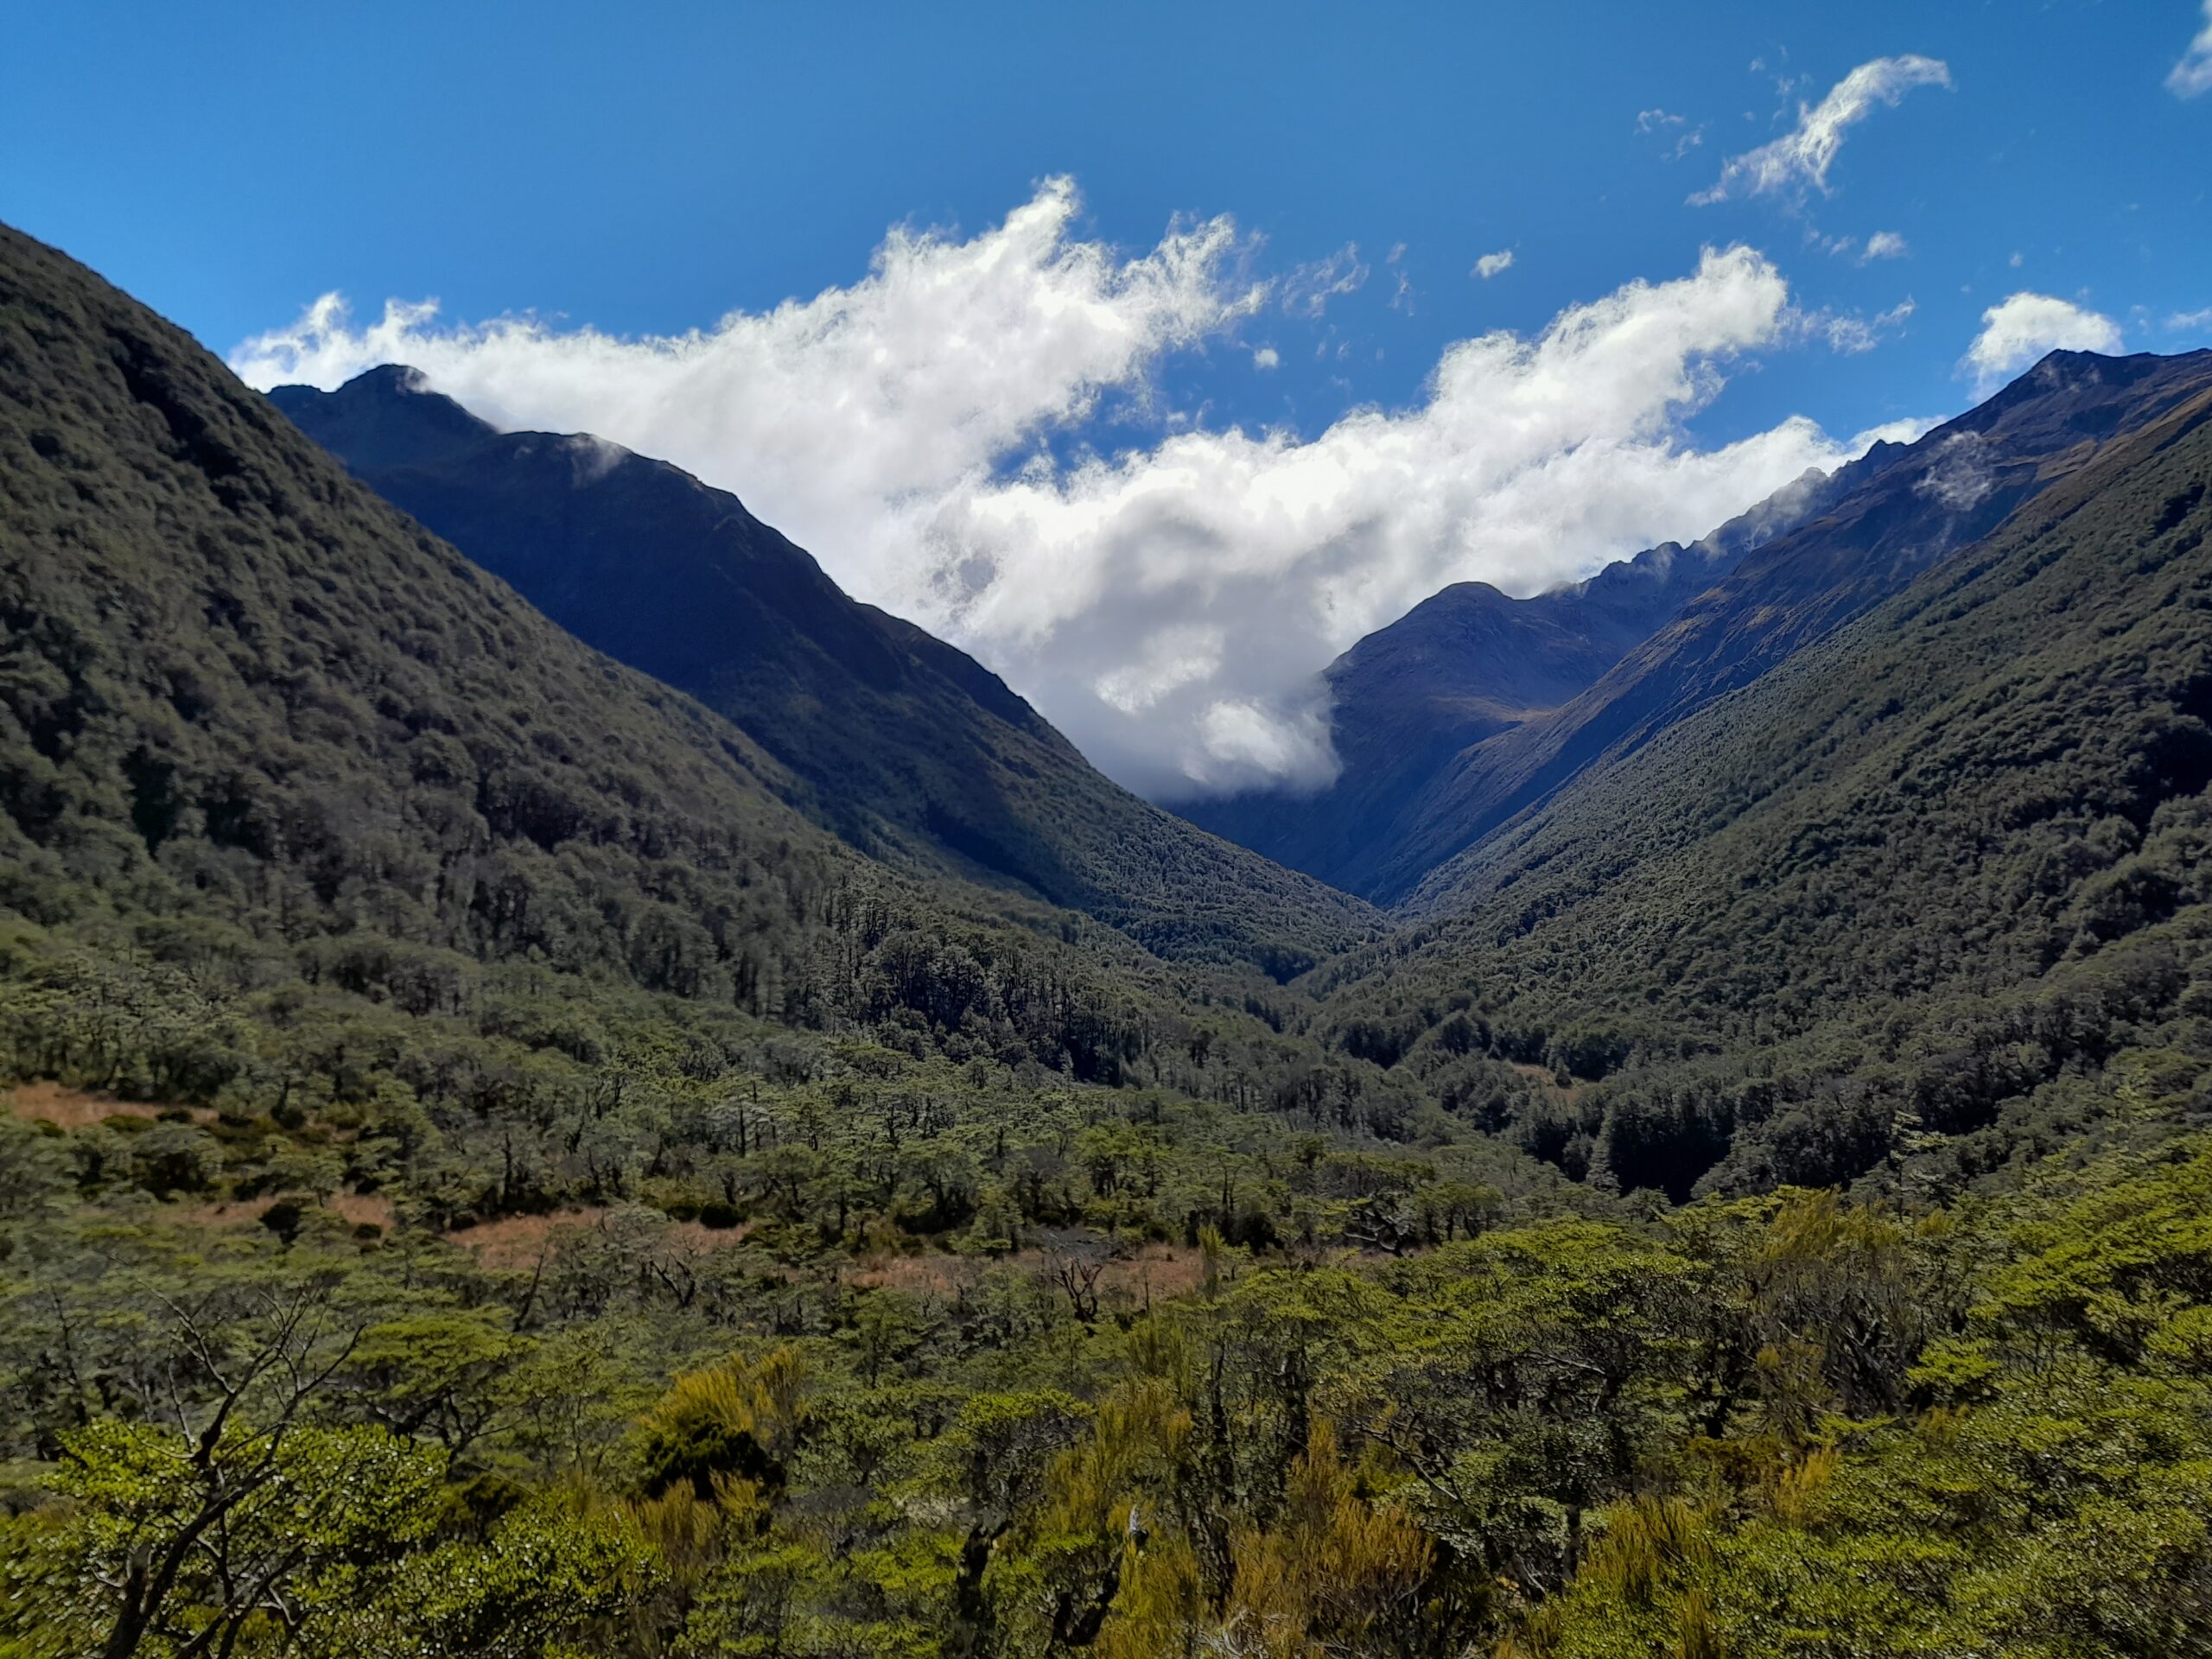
(268, 368), (1375, 977)
(1181, 466), (1839, 891)
(1191, 347), (2212, 905)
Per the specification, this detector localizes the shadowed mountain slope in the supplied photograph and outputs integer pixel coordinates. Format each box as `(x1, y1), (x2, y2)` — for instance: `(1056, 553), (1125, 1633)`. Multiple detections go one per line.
(1182, 467), (1838, 888)
(0, 226), (870, 1015)
(0, 220), (1283, 1087)
(270, 368), (1376, 976)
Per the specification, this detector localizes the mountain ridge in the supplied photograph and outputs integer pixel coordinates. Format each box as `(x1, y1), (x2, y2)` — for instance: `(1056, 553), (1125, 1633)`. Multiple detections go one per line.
(1189, 346), (2212, 907)
(1395, 345), (2212, 912)
(269, 367), (1379, 976)
(1180, 464), (1842, 887)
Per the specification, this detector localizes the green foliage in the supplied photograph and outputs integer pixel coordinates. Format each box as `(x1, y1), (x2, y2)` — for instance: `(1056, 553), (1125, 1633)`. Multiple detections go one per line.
(8, 218), (2212, 1656)
(1315, 364), (2212, 1205)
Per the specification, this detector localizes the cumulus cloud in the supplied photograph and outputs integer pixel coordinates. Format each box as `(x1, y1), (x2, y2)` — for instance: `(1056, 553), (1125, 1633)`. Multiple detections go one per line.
(1694, 54), (1952, 204)
(1861, 231), (1909, 262)
(1251, 346), (1281, 370)
(237, 185), (1904, 800)
(238, 179), (1262, 518)
(1961, 292), (2123, 394)
(2171, 1), (2212, 97)
(1473, 249), (1516, 280)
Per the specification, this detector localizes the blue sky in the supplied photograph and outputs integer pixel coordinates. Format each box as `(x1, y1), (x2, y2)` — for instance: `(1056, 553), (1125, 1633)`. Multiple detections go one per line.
(8, 0), (2211, 797)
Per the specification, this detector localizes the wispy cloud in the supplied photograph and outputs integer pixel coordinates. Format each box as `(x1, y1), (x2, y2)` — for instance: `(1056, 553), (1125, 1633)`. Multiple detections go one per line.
(1386, 243), (1414, 313)
(1282, 245), (1369, 317)
(1472, 249), (1515, 280)
(1636, 106), (1707, 159)
(1804, 298), (1916, 355)
(238, 189), (1901, 801)
(1961, 292), (2122, 394)
(1693, 55), (1952, 204)
(2171, 0), (2212, 97)
(1861, 230), (1909, 262)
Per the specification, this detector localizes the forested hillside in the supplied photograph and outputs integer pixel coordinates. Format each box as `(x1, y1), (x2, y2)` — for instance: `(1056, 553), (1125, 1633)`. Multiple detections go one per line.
(8, 217), (2212, 1659)
(270, 369), (1375, 979)
(0, 220), (1408, 1099)
(1315, 355), (2212, 1204)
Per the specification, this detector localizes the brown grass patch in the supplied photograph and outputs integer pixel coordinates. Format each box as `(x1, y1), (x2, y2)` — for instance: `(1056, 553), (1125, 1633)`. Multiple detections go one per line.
(446, 1208), (611, 1269)
(329, 1191), (396, 1231)
(1100, 1244), (1205, 1305)
(8, 1082), (221, 1129)
(662, 1218), (754, 1253)
(10, 1082), (156, 1129)
(845, 1253), (976, 1297)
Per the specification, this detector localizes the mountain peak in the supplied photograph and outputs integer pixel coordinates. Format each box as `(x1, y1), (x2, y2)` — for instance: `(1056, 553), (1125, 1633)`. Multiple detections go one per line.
(267, 364), (498, 472)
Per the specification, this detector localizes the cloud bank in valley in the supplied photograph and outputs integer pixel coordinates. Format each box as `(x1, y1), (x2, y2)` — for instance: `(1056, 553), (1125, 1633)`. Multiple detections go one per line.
(234, 180), (1910, 800)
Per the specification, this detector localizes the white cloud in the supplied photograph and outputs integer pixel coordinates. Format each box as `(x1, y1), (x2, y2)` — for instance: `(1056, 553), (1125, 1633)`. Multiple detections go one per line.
(1861, 231), (1909, 262)
(240, 178), (1264, 521)
(1694, 54), (1952, 204)
(1961, 292), (2123, 394)
(2169, 307), (2212, 331)
(2171, 0), (2212, 97)
(1388, 246), (1414, 313)
(1638, 108), (1708, 160)
(238, 188), (1903, 800)
(1282, 245), (1368, 316)
(1251, 346), (1281, 370)
(1808, 297), (1916, 354)
(1473, 249), (1515, 280)
(1915, 430), (1997, 512)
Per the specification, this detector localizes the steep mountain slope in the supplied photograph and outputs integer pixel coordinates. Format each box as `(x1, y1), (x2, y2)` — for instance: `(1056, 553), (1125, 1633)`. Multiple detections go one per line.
(1310, 360), (2212, 1198)
(269, 369), (1376, 976)
(0, 220), (1336, 1095)
(0, 226), (860, 1016)
(1351, 351), (2212, 904)
(1183, 468), (1837, 887)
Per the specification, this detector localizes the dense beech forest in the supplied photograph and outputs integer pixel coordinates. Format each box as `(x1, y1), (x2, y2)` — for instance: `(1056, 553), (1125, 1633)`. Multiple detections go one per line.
(5, 220), (2212, 1657)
